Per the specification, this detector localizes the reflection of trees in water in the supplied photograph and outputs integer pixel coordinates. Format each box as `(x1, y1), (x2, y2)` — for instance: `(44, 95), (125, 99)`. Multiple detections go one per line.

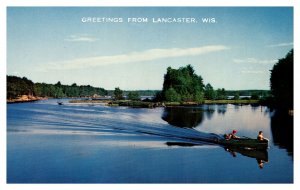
(203, 104), (216, 120)
(205, 104), (227, 116)
(217, 104), (227, 115)
(205, 109), (215, 120)
(162, 107), (204, 128)
(233, 104), (241, 110)
(271, 110), (293, 157)
(162, 105), (228, 128)
(250, 103), (260, 111)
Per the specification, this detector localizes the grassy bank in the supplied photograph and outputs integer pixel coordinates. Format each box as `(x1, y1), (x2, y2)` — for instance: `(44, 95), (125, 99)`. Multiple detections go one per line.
(68, 99), (260, 108)
(109, 100), (157, 108)
(69, 99), (157, 108)
(204, 99), (259, 104)
(164, 99), (260, 106)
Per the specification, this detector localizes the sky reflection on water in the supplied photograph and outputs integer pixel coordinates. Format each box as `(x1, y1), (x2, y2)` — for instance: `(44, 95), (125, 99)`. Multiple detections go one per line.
(7, 100), (293, 183)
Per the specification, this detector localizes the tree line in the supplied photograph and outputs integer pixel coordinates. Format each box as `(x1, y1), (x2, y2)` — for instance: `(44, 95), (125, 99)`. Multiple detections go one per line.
(7, 76), (35, 99)
(7, 75), (157, 101)
(7, 76), (107, 99)
(107, 90), (159, 97)
(7, 49), (293, 110)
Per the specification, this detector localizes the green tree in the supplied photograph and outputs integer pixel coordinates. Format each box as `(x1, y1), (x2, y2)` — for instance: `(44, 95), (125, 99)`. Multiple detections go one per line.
(270, 49), (293, 109)
(128, 91), (140, 100)
(55, 81), (62, 87)
(204, 83), (215, 100)
(194, 91), (204, 103)
(33, 84), (42, 97)
(233, 92), (240, 100)
(114, 87), (123, 100)
(251, 93), (259, 100)
(153, 91), (163, 102)
(165, 87), (181, 102)
(54, 86), (65, 98)
(7, 76), (107, 99)
(162, 65), (205, 102)
(216, 88), (227, 100)
(7, 76), (35, 99)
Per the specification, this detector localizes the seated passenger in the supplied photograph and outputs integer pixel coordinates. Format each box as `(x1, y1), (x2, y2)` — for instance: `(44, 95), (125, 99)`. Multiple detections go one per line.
(257, 131), (268, 141)
(225, 130), (240, 140)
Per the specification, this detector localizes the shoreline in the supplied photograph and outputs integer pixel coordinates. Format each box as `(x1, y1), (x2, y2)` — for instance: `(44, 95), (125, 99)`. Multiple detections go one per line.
(68, 99), (261, 108)
(7, 95), (47, 104)
(7, 97), (293, 115)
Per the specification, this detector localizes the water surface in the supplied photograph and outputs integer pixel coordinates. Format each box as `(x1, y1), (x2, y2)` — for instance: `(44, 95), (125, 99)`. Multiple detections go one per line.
(7, 99), (293, 183)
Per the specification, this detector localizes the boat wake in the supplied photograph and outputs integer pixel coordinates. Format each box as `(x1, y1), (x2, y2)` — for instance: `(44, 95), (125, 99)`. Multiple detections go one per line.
(7, 103), (223, 147)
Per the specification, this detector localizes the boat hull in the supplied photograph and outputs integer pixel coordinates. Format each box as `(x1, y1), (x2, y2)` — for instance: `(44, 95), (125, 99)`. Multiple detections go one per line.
(219, 138), (268, 150)
(226, 147), (268, 161)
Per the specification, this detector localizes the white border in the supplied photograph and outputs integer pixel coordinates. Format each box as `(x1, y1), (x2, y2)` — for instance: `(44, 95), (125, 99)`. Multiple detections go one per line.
(1, 1), (298, 190)
(0, 0), (296, 7)
(0, 1), (7, 189)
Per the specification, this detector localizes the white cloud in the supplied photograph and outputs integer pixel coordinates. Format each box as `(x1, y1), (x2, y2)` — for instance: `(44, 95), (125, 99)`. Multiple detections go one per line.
(233, 58), (277, 65)
(45, 45), (230, 70)
(267, 42), (293, 48)
(64, 34), (98, 42)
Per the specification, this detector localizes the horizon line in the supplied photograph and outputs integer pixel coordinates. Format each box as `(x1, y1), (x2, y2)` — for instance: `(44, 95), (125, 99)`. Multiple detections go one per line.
(7, 74), (270, 92)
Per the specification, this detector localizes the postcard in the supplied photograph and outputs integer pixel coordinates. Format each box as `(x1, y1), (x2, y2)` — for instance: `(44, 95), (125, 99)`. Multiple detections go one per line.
(5, 5), (295, 186)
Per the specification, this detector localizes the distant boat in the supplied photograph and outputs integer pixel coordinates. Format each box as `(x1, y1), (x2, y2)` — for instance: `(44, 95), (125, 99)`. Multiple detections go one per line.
(57, 102), (63, 105)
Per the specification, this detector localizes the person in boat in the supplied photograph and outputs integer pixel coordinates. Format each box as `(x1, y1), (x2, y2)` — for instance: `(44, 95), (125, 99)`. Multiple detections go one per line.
(257, 131), (268, 141)
(225, 130), (240, 140)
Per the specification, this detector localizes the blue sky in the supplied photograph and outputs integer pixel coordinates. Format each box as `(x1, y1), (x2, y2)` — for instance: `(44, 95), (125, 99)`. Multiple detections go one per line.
(7, 7), (293, 90)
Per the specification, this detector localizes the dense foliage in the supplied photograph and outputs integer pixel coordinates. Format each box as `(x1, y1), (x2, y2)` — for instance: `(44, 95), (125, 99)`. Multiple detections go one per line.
(226, 90), (270, 98)
(233, 92), (240, 100)
(7, 76), (35, 99)
(114, 87), (124, 100)
(158, 65), (270, 102)
(127, 91), (141, 100)
(215, 88), (227, 100)
(7, 76), (107, 98)
(270, 49), (293, 110)
(107, 90), (159, 97)
(204, 83), (215, 100)
(34, 82), (107, 98)
(161, 65), (205, 102)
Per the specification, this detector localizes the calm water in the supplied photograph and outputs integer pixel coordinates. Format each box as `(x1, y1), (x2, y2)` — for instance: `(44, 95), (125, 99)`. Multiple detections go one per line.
(7, 99), (293, 183)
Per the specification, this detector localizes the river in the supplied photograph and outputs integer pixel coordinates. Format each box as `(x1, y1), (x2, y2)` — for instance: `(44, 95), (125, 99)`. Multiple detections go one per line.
(7, 99), (293, 183)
